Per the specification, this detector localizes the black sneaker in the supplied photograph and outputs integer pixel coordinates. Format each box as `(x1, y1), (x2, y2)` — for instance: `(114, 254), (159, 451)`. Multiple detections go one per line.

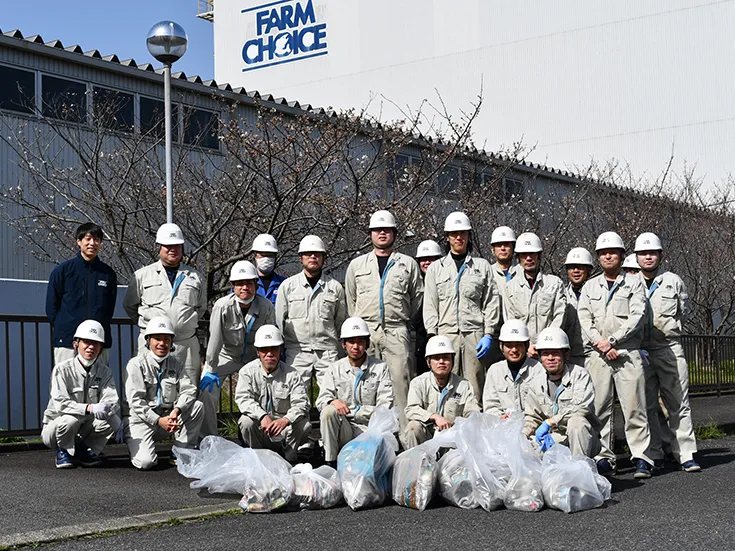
(681, 460), (702, 472)
(634, 459), (653, 479)
(596, 458), (616, 476)
(75, 447), (102, 467)
(55, 448), (75, 469)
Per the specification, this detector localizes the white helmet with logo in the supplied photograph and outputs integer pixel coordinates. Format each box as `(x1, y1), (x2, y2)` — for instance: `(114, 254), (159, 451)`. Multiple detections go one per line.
(622, 254), (641, 270)
(156, 223), (184, 245)
(491, 226), (517, 244)
(252, 233), (279, 253)
(369, 210), (397, 229)
(415, 239), (442, 259)
(499, 319), (530, 342)
(144, 316), (176, 338)
(74, 320), (105, 343)
(564, 247), (594, 266)
(634, 232), (663, 252)
(340, 316), (371, 339)
(425, 335), (456, 358)
(444, 211), (472, 232)
(535, 327), (570, 350)
(253, 324), (284, 348)
(298, 235), (327, 254)
(515, 232), (543, 253)
(230, 260), (259, 281)
(595, 231), (625, 251)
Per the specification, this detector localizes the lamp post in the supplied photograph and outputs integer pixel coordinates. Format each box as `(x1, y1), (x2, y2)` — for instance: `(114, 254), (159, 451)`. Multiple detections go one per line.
(146, 21), (188, 224)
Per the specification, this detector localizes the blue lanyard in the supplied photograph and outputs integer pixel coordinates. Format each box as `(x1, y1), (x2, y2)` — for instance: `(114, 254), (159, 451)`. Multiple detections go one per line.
(647, 280), (660, 298)
(265, 382), (272, 414)
(646, 280), (661, 332)
(156, 367), (165, 408)
(606, 279), (621, 304)
(505, 269), (512, 282)
(436, 385), (450, 414)
(170, 272), (185, 304)
(353, 368), (366, 413)
(455, 262), (468, 327)
(241, 312), (258, 363)
(552, 383), (566, 415)
(378, 258), (396, 324)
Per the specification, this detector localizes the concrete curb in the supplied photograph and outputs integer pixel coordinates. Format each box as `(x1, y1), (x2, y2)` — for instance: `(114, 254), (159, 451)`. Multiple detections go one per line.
(0, 502), (241, 549)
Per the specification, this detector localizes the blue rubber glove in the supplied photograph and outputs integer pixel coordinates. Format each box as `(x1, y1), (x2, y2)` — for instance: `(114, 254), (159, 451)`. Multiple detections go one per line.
(535, 420), (552, 443)
(115, 423), (126, 444)
(475, 335), (493, 359)
(540, 433), (555, 452)
(200, 372), (221, 392)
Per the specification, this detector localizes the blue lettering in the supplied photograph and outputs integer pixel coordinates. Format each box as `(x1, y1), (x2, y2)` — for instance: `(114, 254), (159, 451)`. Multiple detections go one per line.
(294, 0), (316, 27)
(255, 10), (270, 36)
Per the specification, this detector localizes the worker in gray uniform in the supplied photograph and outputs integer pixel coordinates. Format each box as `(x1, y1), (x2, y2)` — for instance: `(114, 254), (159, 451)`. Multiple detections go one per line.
(635, 232), (700, 472)
(276, 235), (347, 390)
(199, 260), (275, 438)
(235, 325), (311, 462)
(123, 223), (207, 386)
(503, 232), (566, 358)
(423, 211), (500, 401)
(413, 239), (443, 374)
(125, 316), (204, 470)
(316, 317), (393, 467)
(488, 225), (522, 364)
(41, 320), (120, 469)
(344, 209), (423, 441)
(563, 247), (595, 366)
(578, 231), (654, 479)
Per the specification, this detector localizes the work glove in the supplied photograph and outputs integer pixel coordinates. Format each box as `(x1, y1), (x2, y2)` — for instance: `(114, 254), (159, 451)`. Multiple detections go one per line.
(540, 433), (555, 452)
(115, 422), (126, 444)
(535, 420), (552, 443)
(640, 349), (650, 367)
(90, 402), (111, 420)
(475, 335), (493, 359)
(200, 372), (221, 392)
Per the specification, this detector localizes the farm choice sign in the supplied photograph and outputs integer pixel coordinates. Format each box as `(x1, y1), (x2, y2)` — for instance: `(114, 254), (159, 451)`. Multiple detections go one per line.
(241, 0), (328, 72)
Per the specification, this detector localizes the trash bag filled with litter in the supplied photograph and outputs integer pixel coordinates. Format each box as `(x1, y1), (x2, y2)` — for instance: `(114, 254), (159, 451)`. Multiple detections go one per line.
(290, 464), (343, 510)
(436, 448), (478, 509)
(502, 416), (544, 512)
(541, 444), (612, 513)
(337, 407), (399, 510)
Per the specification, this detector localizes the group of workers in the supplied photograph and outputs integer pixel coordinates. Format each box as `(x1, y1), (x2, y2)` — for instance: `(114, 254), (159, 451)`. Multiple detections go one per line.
(42, 209), (699, 480)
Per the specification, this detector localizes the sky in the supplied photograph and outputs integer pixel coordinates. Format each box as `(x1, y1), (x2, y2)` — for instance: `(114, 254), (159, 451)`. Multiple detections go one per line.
(2, 1), (215, 79)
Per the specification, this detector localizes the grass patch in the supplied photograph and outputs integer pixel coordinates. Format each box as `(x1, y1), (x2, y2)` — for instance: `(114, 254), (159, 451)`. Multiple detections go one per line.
(695, 422), (727, 440)
(218, 416), (241, 439)
(0, 435), (26, 444)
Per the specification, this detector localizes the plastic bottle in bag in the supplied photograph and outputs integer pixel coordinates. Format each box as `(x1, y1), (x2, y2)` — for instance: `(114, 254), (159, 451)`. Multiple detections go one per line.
(436, 449), (478, 509)
(290, 464), (343, 510)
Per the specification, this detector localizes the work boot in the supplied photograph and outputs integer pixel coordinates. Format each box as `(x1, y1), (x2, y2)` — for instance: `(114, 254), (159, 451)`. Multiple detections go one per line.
(75, 447), (102, 467)
(55, 448), (75, 469)
(681, 460), (702, 472)
(633, 459), (653, 479)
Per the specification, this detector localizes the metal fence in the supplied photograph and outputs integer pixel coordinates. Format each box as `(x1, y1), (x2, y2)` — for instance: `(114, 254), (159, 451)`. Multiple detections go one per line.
(1, 314), (734, 437)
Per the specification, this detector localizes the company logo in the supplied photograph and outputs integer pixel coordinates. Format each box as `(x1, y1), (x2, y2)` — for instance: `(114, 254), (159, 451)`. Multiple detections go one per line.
(241, 0), (327, 72)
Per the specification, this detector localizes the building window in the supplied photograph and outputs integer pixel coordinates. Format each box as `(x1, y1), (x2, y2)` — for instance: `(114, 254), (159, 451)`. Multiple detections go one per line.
(183, 107), (219, 149)
(503, 177), (524, 201)
(140, 97), (178, 141)
(41, 75), (87, 123)
(437, 165), (459, 194)
(93, 87), (134, 132)
(0, 65), (35, 114)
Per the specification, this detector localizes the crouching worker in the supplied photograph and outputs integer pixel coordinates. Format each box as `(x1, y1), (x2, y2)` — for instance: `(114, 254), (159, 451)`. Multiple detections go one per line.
(317, 317), (394, 468)
(523, 327), (601, 458)
(235, 325), (310, 462)
(404, 336), (481, 448)
(125, 316), (203, 470)
(42, 320), (120, 468)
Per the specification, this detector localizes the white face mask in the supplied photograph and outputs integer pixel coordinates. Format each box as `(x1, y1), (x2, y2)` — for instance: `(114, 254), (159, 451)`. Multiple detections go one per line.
(76, 354), (96, 368)
(256, 257), (276, 275)
(235, 295), (255, 305)
(148, 349), (170, 363)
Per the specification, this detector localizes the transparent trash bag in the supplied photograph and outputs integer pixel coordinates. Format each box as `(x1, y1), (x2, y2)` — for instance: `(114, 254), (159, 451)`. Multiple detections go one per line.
(174, 435), (293, 513)
(436, 449), (478, 509)
(337, 407), (399, 510)
(289, 464), (343, 510)
(502, 416), (544, 512)
(541, 444), (612, 513)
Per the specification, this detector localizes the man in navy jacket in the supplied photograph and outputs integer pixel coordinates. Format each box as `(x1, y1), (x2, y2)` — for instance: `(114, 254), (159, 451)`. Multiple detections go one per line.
(46, 223), (118, 365)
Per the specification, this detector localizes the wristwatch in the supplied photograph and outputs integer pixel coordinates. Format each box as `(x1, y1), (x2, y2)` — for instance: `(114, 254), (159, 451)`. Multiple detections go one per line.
(608, 336), (617, 346)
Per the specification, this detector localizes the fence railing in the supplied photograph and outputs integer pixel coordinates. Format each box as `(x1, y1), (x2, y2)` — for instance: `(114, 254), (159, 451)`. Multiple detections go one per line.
(1, 315), (734, 437)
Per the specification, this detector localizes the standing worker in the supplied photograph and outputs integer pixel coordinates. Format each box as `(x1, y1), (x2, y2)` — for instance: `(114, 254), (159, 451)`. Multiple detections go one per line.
(488, 225), (521, 364)
(563, 247), (595, 366)
(413, 239), (443, 374)
(622, 254), (642, 275)
(578, 231), (654, 479)
(503, 232), (566, 358)
(344, 209), (423, 441)
(635, 232), (700, 472)
(316, 317), (393, 467)
(199, 260), (275, 438)
(276, 235), (347, 390)
(123, 223), (207, 386)
(251, 234), (286, 306)
(41, 320), (120, 468)
(46, 223), (117, 366)
(423, 211), (500, 400)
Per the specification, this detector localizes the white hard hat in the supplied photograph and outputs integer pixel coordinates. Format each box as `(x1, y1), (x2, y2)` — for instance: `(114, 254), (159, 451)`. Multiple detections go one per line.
(595, 231), (625, 251)
(535, 327), (570, 350)
(368, 210), (397, 229)
(622, 254), (641, 270)
(444, 211), (472, 232)
(340, 316), (371, 339)
(515, 232), (543, 253)
(252, 233), (278, 253)
(565, 247), (594, 267)
(298, 235), (327, 254)
(415, 239), (442, 259)
(425, 335), (456, 358)
(156, 223), (184, 245)
(230, 260), (258, 281)
(634, 232), (663, 252)
(74, 320), (105, 343)
(144, 316), (175, 338)
(253, 324), (284, 348)
(499, 319), (530, 342)
(491, 226), (517, 244)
